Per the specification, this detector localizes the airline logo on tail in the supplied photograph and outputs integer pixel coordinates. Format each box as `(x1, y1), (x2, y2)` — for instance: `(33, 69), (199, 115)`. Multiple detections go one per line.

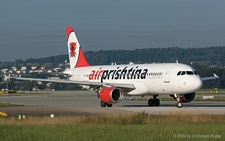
(66, 27), (90, 68)
(69, 42), (77, 57)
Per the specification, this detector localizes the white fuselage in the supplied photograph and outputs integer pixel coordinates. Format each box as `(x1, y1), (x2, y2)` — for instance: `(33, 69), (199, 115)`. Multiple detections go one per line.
(65, 63), (203, 96)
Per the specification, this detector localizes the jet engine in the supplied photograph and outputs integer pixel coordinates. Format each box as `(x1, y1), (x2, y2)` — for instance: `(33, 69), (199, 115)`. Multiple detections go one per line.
(170, 92), (195, 103)
(99, 87), (123, 104)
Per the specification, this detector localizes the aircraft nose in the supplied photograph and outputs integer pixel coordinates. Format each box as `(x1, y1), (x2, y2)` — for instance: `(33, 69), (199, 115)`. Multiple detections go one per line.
(192, 77), (203, 91)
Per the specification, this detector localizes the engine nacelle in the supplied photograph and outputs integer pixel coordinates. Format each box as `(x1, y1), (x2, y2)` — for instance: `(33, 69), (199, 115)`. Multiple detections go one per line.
(170, 92), (195, 103)
(99, 87), (123, 104)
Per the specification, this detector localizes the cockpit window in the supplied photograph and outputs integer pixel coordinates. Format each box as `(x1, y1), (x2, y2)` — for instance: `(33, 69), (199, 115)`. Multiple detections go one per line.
(181, 71), (186, 75)
(177, 70), (199, 76)
(177, 71), (181, 75)
(194, 71), (198, 75)
(186, 71), (194, 75)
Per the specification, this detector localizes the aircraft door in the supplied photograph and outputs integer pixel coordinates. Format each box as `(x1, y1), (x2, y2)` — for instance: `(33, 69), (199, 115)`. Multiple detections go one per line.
(164, 66), (173, 83)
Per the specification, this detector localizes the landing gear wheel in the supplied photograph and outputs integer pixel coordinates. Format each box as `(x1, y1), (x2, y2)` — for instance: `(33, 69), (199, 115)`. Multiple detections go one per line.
(100, 101), (107, 107)
(154, 99), (160, 106)
(176, 102), (183, 108)
(148, 99), (154, 106)
(107, 104), (113, 107)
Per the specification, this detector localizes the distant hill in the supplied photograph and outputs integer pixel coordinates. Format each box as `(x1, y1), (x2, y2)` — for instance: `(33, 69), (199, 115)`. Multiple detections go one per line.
(1, 46), (224, 89)
(24, 55), (68, 64)
(23, 46), (225, 67)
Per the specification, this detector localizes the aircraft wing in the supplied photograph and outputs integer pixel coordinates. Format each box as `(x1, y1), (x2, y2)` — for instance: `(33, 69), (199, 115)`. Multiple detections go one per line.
(14, 77), (135, 89)
(201, 73), (219, 81)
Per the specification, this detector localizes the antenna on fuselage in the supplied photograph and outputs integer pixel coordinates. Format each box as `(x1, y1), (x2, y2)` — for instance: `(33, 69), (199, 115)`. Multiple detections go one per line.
(176, 60), (179, 64)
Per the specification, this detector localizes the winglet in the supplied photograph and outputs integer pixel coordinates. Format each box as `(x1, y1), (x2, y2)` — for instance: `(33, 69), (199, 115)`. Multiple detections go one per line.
(201, 73), (219, 81)
(213, 73), (219, 78)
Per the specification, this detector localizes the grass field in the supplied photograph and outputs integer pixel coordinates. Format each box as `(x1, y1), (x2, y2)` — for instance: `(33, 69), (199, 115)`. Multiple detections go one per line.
(0, 102), (23, 107)
(0, 113), (224, 141)
(196, 88), (224, 94)
(134, 97), (225, 102)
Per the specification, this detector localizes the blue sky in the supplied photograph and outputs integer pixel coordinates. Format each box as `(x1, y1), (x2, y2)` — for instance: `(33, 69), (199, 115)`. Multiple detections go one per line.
(1, 1), (225, 62)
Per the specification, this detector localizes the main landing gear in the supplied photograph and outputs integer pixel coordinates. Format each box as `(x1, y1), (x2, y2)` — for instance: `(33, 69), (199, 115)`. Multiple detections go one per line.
(100, 100), (113, 107)
(148, 95), (160, 107)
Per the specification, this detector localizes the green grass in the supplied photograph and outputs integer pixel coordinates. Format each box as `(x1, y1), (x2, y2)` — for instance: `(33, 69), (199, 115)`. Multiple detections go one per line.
(0, 113), (224, 141)
(135, 97), (225, 101)
(197, 88), (225, 94)
(194, 97), (225, 101)
(0, 124), (224, 141)
(0, 102), (23, 107)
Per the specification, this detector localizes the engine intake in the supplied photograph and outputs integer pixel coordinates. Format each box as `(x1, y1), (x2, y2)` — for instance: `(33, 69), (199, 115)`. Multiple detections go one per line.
(170, 92), (195, 103)
(99, 87), (123, 104)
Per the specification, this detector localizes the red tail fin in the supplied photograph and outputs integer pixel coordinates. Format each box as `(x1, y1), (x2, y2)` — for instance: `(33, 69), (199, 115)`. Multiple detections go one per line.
(66, 27), (90, 68)
(75, 47), (90, 68)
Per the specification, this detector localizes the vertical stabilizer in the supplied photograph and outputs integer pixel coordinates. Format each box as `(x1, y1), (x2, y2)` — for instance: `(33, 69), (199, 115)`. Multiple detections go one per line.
(66, 27), (90, 68)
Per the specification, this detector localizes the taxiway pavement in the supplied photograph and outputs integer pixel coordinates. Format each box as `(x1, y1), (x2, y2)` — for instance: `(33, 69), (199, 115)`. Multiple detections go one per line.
(0, 91), (225, 117)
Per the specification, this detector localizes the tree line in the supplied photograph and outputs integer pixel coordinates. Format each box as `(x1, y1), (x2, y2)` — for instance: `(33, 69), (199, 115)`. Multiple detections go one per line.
(1, 46), (225, 89)
(12, 46), (225, 67)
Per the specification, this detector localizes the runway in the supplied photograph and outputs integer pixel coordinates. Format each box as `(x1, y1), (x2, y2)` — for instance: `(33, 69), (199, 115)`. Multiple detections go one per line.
(0, 91), (225, 117)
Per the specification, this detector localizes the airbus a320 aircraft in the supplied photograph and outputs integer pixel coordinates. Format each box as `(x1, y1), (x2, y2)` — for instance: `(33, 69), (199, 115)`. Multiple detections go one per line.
(15, 27), (219, 108)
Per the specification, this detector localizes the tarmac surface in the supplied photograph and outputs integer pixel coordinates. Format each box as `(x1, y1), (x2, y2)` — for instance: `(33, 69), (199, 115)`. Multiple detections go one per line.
(0, 91), (225, 117)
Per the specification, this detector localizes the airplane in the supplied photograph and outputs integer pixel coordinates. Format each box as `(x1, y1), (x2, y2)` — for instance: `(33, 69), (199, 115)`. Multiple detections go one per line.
(14, 27), (219, 108)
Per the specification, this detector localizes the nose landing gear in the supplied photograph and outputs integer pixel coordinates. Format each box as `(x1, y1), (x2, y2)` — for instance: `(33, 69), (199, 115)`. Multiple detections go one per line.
(176, 102), (183, 108)
(174, 94), (183, 108)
